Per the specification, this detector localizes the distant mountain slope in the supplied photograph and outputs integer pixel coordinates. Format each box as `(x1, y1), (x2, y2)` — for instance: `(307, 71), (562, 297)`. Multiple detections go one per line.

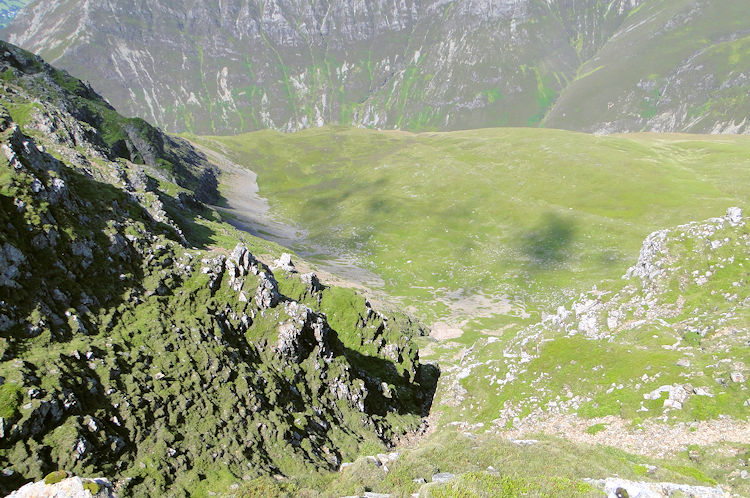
(4, 0), (749, 136)
(0, 41), (434, 496)
(0, 1), (30, 29)
(544, 0), (750, 135)
(1, 0), (643, 134)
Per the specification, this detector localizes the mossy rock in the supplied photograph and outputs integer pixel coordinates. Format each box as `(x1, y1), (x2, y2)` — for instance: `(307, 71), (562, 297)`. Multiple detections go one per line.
(43, 470), (70, 485)
(83, 480), (101, 495)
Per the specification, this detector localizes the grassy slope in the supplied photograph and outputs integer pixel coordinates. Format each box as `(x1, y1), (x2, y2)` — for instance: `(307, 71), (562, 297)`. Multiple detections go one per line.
(194, 127), (750, 329)
(545, 0), (750, 133)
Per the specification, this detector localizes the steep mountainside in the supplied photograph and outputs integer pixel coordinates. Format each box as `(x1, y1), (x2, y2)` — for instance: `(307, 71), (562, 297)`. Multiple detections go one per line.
(545, 0), (750, 135)
(0, 1), (29, 29)
(4, 0), (750, 135)
(0, 41), (435, 496)
(1, 0), (644, 134)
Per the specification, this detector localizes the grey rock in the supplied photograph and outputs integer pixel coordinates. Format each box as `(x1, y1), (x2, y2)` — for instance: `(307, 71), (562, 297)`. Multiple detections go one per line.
(431, 472), (456, 484)
(8, 476), (115, 497)
(229, 243), (257, 275)
(0, 314), (15, 332)
(274, 253), (296, 272)
(726, 207), (743, 227)
(730, 371), (746, 383)
(255, 272), (280, 309)
(0, 242), (26, 288)
(300, 272), (324, 293)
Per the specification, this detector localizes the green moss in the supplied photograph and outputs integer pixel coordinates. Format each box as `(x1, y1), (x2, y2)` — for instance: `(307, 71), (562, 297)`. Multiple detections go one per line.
(43, 470), (69, 485)
(236, 476), (297, 497)
(0, 383), (23, 419)
(430, 472), (594, 497)
(82, 480), (100, 494)
(665, 465), (717, 485)
(585, 423), (608, 435)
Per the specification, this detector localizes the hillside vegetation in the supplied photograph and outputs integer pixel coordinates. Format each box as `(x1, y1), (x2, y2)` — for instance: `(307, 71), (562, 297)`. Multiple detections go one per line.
(195, 127), (750, 331)
(0, 41), (436, 496)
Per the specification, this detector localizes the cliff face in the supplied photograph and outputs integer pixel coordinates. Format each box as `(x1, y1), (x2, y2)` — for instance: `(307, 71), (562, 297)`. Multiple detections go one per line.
(2, 0), (642, 134)
(0, 41), (435, 496)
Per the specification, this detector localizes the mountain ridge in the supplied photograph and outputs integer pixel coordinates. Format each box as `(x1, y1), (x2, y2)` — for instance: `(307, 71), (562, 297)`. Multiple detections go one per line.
(0, 40), (436, 496)
(4, 0), (749, 136)
(2, 0), (645, 134)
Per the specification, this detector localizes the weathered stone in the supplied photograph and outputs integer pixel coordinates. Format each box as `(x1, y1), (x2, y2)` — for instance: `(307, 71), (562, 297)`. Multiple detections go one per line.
(255, 272), (280, 309)
(300, 272), (323, 292)
(431, 472), (456, 484)
(8, 476), (114, 497)
(726, 207), (743, 226)
(0, 242), (26, 288)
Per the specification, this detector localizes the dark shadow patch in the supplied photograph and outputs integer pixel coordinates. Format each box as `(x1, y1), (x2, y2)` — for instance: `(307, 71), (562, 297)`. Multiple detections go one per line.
(521, 212), (577, 268)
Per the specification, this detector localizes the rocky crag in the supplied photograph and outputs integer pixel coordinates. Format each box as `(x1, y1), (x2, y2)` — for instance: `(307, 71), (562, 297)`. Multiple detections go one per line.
(0, 41), (436, 496)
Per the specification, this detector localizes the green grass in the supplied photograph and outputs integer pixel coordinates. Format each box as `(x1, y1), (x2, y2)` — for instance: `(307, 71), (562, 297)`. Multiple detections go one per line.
(0, 382), (23, 419)
(585, 423), (608, 435)
(290, 429), (731, 496)
(194, 127), (750, 326)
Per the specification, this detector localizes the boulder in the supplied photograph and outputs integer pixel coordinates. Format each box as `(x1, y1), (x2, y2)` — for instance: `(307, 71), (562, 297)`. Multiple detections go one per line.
(726, 207), (743, 227)
(273, 253), (295, 273)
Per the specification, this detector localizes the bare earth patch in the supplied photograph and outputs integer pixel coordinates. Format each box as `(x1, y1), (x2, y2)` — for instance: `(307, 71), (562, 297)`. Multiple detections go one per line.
(498, 414), (750, 458)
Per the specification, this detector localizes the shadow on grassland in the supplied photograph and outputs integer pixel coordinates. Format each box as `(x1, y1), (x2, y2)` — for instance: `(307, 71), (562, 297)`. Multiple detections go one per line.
(520, 212), (577, 269)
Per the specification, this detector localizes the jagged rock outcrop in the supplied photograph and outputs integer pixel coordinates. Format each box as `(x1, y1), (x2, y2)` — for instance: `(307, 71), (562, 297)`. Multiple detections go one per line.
(545, 207), (749, 345)
(0, 42), (435, 496)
